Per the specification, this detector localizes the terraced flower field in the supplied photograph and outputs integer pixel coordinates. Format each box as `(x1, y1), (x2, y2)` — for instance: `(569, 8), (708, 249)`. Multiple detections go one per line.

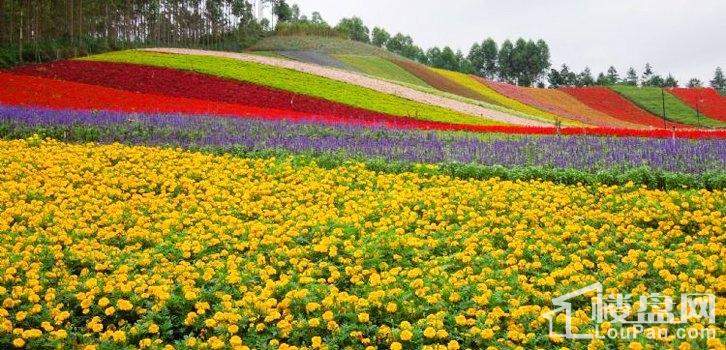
(1, 138), (723, 350)
(0, 44), (725, 350)
(610, 85), (725, 128)
(336, 55), (430, 88)
(668, 88), (726, 122)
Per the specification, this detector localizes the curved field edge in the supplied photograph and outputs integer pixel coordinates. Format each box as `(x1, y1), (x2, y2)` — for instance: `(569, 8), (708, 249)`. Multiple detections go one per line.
(334, 54), (431, 88)
(3, 122), (723, 191)
(448, 72), (583, 126)
(10, 60), (462, 130)
(127, 48), (551, 126)
(560, 87), (685, 128)
(609, 85), (725, 128)
(484, 80), (645, 128)
(666, 88), (726, 123)
(83, 50), (506, 126)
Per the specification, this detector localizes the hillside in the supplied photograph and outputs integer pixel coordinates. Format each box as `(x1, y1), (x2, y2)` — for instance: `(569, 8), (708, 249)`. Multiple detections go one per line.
(245, 35), (726, 129)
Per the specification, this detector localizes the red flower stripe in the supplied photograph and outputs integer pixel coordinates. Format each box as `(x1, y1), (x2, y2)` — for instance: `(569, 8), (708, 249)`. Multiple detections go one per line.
(560, 87), (689, 128)
(668, 88), (726, 122)
(11, 60), (456, 128)
(483, 79), (643, 128)
(1, 72), (723, 139)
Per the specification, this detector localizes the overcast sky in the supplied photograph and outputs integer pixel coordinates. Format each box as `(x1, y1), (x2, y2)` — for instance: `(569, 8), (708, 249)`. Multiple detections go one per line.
(287, 0), (725, 84)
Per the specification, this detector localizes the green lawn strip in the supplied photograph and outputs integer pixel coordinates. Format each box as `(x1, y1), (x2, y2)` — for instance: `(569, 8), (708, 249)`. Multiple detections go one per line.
(609, 85), (725, 128)
(84, 50), (501, 126)
(335, 55), (431, 88)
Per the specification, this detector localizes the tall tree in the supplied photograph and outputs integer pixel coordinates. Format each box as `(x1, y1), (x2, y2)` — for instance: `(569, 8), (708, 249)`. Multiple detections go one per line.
(577, 67), (595, 86)
(480, 38), (498, 79)
(606, 66), (619, 85)
(310, 11), (326, 25)
(711, 67), (725, 90)
(272, 0), (293, 24)
(624, 67), (639, 86)
(497, 39), (515, 84)
(371, 27), (390, 47)
(641, 63), (654, 85)
(663, 74), (678, 88)
(334, 16), (369, 43)
(547, 68), (564, 88)
(686, 78), (702, 88)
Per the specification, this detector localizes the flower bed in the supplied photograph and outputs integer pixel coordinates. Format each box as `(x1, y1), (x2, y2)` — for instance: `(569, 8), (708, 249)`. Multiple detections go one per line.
(0, 138), (722, 349)
(560, 87), (686, 128)
(668, 88), (726, 122)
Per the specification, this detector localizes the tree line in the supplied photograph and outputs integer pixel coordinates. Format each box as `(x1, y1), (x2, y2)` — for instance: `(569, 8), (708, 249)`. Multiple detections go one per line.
(0, 0), (268, 67)
(548, 63), (726, 90)
(2, 0), (723, 94)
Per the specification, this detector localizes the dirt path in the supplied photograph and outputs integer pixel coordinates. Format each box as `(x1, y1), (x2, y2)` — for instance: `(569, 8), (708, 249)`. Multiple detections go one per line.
(141, 48), (551, 126)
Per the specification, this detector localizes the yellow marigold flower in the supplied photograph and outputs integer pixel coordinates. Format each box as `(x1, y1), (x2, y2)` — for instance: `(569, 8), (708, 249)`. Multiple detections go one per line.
(117, 299), (133, 311)
(628, 342), (643, 350)
(447, 340), (460, 350)
(322, 310), (334, 321)
(358, 312), (370, 323)
(400, 329), (413, 341)
(148, 323), (159, 334)
(390, 342), (402, 350)
(12, 338), (25, 348)
(230, 335), (243, 346)
(386, 302), (398, 313)
(311, 336), (322, 348)
(423, 327), (436, 339)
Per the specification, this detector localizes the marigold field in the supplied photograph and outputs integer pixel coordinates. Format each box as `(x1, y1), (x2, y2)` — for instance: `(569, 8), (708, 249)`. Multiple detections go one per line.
(0, 138), (724, 350)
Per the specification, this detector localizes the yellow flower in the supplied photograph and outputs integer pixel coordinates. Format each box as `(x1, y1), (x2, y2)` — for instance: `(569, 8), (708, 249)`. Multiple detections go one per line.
(322, 311), (334, 321)
(423, 327), (436, 339)
(400, 329), (413, 341)
(390, 342), (402, 350)
(117, 299), (133, 311)
(386, 302), (398, 313)
(358, 312), (370, 323)
(12, 338), (25, 348)
(148, 323), (159, 334)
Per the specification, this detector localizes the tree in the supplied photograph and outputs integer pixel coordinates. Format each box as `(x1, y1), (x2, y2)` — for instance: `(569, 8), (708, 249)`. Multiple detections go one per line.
(624, 67), (638, 86)
(310, 12), (326, 25)
(559, 64), (578, 86)
(467, 43), (484, 75)
(606, 66), (619, 85)
(663, 74), (678, 88)
(481, 38), (499, 79)
(647, 75), (665, 87)
(641, 63), (654, 85)
(272, 0), (293, 24)
(290, 4), (301, 21)
(711, 67), (725, 90)
(534, 39), (551, 84)
(577, 67), (595, 86)
(596, 72), (608, 86)
(469, 38), (499, 78)
(335, 17), (370, 43)
(687, 78), (703, 88)
(371, 27), (390, 47)
(547, 68), (565, 88)
(497, 39), (515, 83)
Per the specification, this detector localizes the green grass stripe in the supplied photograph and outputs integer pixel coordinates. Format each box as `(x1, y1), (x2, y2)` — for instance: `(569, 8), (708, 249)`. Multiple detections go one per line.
(609, 85), (725, 128)
(335, 55), (431, 88)
(84, 50), (502, 126)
